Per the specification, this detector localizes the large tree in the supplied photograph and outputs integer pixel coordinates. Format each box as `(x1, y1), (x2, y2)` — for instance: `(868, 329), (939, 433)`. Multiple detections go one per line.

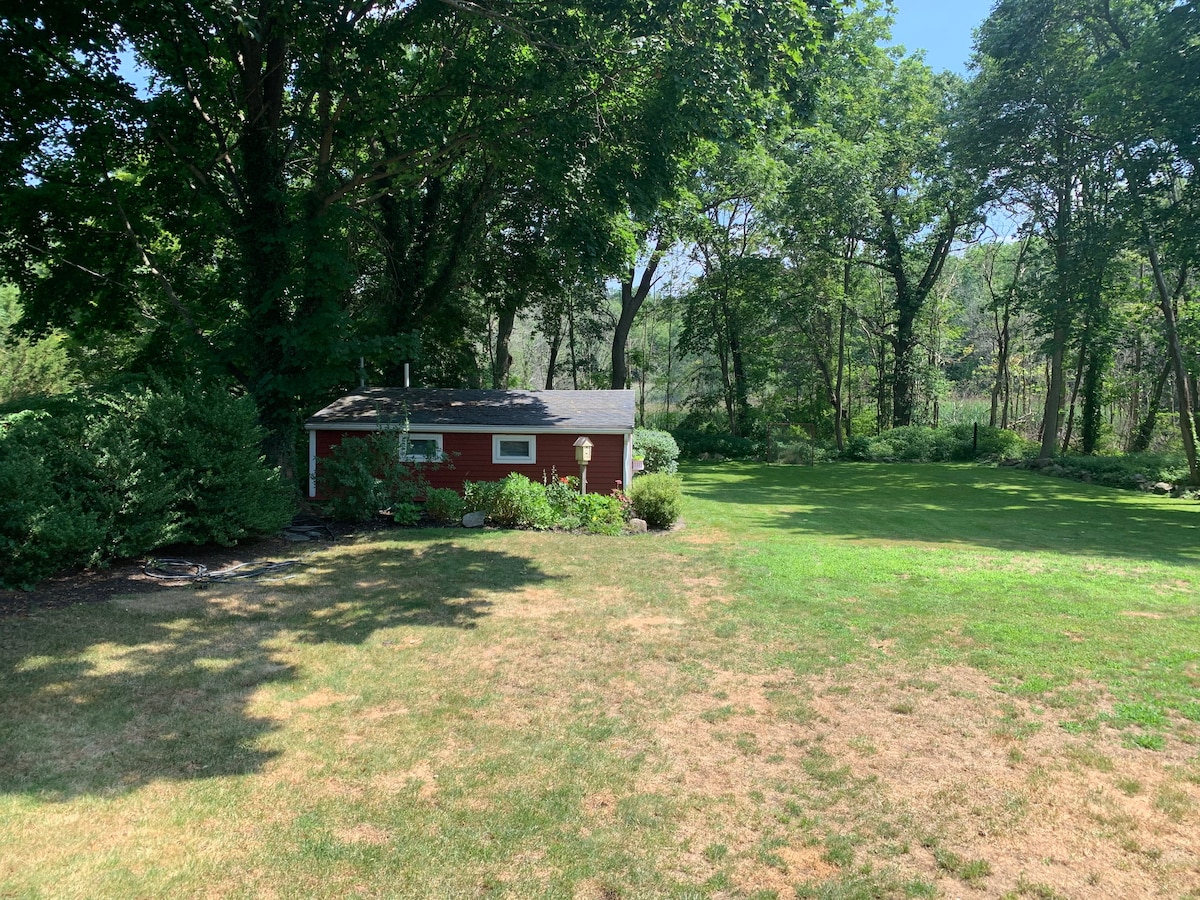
(2, 0), (835, 472)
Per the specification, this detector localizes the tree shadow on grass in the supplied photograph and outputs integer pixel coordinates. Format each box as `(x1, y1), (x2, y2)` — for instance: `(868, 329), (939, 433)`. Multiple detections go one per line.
(0, 538), (555, 799)
(685, 462), (1200, 565)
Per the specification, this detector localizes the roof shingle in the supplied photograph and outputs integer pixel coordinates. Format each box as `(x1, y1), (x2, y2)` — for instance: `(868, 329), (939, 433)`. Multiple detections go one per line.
(305, 388), (635, 432)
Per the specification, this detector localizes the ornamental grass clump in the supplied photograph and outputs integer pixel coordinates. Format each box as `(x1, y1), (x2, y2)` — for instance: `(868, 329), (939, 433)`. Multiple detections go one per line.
(628, 473), (683, 529)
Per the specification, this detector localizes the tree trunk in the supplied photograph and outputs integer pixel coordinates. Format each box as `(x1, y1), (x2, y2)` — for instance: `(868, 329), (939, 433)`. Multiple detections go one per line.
(610, 238), (664, 390)
(1080, 345), (1104, 455)
(729, 322), (750, 434)
(491, 297), (520, 388)
(1039, 333), (1067, 457)
(545, 317), (562, 390)
(833, 297), (848, 451)
(230, 17), (299, 476)
(1062, 340), (1087, 454)
(878, 207), (957, 427)
(1144, 232), (1199, 482)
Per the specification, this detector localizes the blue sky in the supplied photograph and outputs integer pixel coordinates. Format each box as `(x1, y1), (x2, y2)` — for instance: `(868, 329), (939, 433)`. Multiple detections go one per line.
(887, 0), (998, 73)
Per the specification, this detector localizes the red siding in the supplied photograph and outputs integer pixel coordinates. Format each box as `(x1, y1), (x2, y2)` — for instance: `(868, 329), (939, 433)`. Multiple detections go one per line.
(312, 430), (626, 498)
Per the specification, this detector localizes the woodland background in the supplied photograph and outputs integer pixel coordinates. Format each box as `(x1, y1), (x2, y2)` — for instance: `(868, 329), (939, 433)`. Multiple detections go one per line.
(2, 0), (1198, 481)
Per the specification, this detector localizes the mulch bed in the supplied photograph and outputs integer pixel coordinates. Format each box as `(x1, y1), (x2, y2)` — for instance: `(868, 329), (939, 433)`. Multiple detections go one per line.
(0, 536), (306, 619)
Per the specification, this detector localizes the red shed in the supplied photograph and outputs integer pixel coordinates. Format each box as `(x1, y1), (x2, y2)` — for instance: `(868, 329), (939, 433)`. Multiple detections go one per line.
(305, 388), (635, 499)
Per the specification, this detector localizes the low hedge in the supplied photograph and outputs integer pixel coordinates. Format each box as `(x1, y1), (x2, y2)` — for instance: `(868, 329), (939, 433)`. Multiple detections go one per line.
(845, 425), (1035, 463)
(671, 429), (759, 460)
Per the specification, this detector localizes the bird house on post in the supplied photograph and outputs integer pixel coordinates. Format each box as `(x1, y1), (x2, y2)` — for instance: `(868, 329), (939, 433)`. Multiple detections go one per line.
(573, 436), (594, 494)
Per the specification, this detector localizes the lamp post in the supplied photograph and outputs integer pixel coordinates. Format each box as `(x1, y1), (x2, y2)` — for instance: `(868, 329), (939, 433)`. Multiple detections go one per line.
(573, 437), (594, 494)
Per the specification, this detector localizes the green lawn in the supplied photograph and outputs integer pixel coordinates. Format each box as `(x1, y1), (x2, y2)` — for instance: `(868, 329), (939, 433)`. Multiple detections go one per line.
(1, 462), (1197, 899)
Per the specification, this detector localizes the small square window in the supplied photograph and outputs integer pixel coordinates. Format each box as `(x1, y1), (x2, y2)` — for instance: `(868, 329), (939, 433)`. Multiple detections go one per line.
(492, 434), (536, 464)
(400, 433), (443, 462)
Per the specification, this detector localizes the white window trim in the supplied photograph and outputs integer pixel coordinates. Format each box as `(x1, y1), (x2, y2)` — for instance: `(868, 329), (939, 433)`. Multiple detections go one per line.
(400, 432), (444, 463)
(492, 434), (536, 465)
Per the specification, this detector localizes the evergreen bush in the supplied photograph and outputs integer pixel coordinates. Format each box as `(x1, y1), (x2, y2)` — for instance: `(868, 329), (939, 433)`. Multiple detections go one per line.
(0, 381), (293, 588)
(628, 473), (683, 529)
(632, 428), (680, 474)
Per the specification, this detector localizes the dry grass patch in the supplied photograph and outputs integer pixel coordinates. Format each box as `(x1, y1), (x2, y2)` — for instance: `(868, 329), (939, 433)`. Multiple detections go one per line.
(635, 663), (1200, 897)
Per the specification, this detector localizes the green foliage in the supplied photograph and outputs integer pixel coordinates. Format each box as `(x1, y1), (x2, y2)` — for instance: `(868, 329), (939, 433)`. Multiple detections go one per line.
(672, 429), (759, 460)
(575, 493), (628, 535)
(1040, 453), (1191, 490)
(463, 480), (503, 517)
(769, 430), (838, 465)
(844, 426), (1035, 463)
(2, 1), (836, 455)
(423, 488), (465, 525)
(389, 502), (422, 527)
(490, 474), (556, 530)
(628, 473), (683, 529)
(632, 428), (680, 474)
(318, 439), (382, 523)
(0, 285), (77, 405)
(462, 473), (628, 533)
(0, 381), (294, 588)
(319, 430), (431, 523)
(544, 472), (582, 520)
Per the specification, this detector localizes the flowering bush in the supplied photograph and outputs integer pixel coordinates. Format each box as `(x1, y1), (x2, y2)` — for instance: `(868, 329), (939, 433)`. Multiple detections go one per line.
(575, 492), (627, 535)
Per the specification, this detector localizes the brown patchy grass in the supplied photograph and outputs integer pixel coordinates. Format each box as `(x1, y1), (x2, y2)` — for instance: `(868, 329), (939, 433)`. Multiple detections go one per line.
(3, 498), (1200, 898)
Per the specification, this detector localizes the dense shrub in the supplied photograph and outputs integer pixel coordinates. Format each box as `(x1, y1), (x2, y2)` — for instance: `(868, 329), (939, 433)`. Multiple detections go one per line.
(0, 381), (293, 588)
(771, 438), (837, 465)
(461, 474), (631, 533)
(632, 428), (680, 474)
(544, 472), (581, 520)
(319, 430), (431, 522)
(423, 487), (465, 525)
(964, 424), (1036, 460)
(490, 473), (556, 529)
(1040, 452), (1190, 489)
(671, 429), (758, 460)
(320, 424), (455, 523)
(845, 425), (1035, 463)
(575, 492), (627, 535)
(628, 473), (683, 529)
(389, 501), (422, 526)
(462, 480), (502, 517)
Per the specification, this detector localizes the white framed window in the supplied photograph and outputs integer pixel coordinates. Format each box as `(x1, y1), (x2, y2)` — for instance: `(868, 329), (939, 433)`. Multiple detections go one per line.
(400, 433), (444, 462)
(492, 434), (536, 464)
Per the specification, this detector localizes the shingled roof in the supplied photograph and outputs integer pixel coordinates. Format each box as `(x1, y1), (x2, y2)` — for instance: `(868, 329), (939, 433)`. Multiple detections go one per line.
(305, 388), (635, 432)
